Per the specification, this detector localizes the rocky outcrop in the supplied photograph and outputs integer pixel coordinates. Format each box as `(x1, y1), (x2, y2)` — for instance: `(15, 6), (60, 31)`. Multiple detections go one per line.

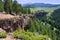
(0, 28), (5, 32)
(0, 14), (23, 32)
(0, 14), (35, 32)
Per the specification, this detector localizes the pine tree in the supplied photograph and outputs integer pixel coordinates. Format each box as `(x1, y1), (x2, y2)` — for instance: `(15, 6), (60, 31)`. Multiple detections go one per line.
(4, 0), (12, 14)
(27, 18), (57, 40)
(27, 8), (31, 14)
(12, 0), (23, 15)
(22, 8), (27, 14)
(28, 19), (36, 32)
(0, 0), (4, 12)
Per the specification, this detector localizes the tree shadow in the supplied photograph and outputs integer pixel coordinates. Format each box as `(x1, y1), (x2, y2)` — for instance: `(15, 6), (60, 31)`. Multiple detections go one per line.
(51, 8), (60, 29)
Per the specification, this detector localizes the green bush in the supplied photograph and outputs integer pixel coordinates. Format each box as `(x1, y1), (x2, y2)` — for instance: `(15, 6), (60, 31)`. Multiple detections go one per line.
(13, 30), (49, 40)
(0, 32), (7, 38)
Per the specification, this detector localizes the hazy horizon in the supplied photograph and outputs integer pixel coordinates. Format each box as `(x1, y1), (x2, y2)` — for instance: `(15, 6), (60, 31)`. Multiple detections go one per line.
(16, 0), (60, 5)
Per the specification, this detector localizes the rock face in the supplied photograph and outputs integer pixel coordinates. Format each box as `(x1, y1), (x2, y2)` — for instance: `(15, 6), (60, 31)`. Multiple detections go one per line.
(0, 28), (5, 32)
(0, 14), (22, 32)
(0, 14), (34, 32)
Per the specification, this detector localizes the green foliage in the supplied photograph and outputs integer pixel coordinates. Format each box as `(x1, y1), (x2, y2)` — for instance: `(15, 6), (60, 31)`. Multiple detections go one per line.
(0, 0), (31, 14)
(0, 32), (7, 38)
(4, 0), (12, 14)
(22, 8), (31, 14)
(50, 8), (60, 40)
(0, 0), (4, 12)
(22, 8), (27, 14)
(27, 18), (57, 40)
(0, 0), (60, 40)
(12, 0), (23, 14)
(51, 8), (60, 28)
(27, 8), (31, 14)
(28, 19), (37, 32)
(13, 30), (49, 40)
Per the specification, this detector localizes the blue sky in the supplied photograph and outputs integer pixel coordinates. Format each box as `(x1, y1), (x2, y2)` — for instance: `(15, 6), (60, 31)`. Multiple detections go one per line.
(17, 0), (60, 4)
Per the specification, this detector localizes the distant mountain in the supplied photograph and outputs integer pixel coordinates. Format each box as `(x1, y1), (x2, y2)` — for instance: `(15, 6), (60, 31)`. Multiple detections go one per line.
(22, 3), (60, 8)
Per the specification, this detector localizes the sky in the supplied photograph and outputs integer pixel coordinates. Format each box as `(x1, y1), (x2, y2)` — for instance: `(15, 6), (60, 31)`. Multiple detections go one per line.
(16, 0), (60, 5)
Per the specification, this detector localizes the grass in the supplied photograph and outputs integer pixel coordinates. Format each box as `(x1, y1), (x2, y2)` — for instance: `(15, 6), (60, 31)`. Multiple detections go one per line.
(0, 32), (7, 38)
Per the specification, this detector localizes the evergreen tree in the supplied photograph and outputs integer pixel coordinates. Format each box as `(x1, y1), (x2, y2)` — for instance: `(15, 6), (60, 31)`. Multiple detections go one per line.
(12, 0), (23, 15)
(27, 18), (57, 40)
(28, 19), (37, 32)
(4, 0), (12, 14)
(51, 8), (60, 40)
(27, 8), (31, 14)
(22, 8), (27, 14)
(0, 0), (4, 12)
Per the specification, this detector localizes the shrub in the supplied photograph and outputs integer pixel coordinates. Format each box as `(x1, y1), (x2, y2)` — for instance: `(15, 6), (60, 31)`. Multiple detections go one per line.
(0, 32), (7, 38)
(13, 30), (49, 40)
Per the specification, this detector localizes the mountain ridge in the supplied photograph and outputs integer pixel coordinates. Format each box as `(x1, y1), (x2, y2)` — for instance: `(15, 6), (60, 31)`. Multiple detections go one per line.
(22, 3), (60, 8)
